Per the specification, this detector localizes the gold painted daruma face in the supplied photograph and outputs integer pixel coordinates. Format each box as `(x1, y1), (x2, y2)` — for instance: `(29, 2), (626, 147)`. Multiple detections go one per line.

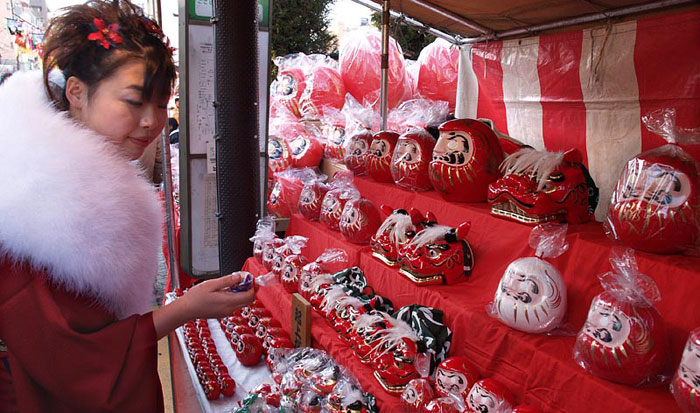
(493, 257), (567, 334)
(583, 301), (632, 349)
(616, 161), (691, 209)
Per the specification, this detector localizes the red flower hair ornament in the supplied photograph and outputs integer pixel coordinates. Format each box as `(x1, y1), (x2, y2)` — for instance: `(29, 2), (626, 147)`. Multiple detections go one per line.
(88, 18), (122, 49)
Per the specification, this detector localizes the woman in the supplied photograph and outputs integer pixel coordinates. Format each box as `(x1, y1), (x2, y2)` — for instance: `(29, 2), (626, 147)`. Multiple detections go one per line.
(0, 1), (255, 411)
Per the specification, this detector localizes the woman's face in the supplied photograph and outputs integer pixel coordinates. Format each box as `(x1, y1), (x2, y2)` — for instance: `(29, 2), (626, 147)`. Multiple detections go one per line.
(74, 59), (169, 160)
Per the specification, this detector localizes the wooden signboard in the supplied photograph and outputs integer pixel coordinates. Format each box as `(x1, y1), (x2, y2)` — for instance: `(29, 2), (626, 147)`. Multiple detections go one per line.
(291, 293), (312, 348)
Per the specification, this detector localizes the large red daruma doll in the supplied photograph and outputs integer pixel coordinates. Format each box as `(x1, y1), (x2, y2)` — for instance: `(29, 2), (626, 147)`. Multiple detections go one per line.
(430, 119), (504, 203)
(298, 65), (346, 119)
(391, 128), (436, 191)
(367, 131), (400, 182)
(671, 328), (700, 413)
(339, 29), (411, 110)
(415, 38), (460, 112)
(606, 145), (700, 254)
(574, 291), (670, 386)
(573, 250), (670, 386)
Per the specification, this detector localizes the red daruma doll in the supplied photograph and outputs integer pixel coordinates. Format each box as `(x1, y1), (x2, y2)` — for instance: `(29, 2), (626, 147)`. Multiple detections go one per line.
(298, 59), (345, 119)
(606, 108), (700, 254)
(430, 119), (504, 203)
(339, 28), (412, 110)
(414, 38), (460, 112)
(573, 248), (670, 386)
(320, 172), (360, 231)
(671, 328), (700, 413)
(366, 131), (400, 182)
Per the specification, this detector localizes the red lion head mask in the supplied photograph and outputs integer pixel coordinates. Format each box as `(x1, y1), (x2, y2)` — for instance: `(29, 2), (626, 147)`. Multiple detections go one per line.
(488, 148), (599, 225)
(370, 206), (430, 266)
(399, 222), (473, 285)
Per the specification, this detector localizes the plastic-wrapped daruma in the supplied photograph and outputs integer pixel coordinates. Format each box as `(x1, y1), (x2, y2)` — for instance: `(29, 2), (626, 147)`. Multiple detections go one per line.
(391, 128), (436, 191)
(671, 328), (700, 413)
(415, 38), (460, 111)
(339, 28), (411, 110)
(433, 356), (480, 404)
(465, 379), (513, 413)
(343, 129), (373, 176)
(367, 131), (400, 183)
(339, 198), (382, 244)
(298, 65), (346, 119)
(605, 146), (700, 254)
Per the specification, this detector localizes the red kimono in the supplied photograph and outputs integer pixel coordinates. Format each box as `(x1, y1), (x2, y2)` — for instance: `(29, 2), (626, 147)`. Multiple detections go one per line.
(0, 261), (163, 412)
(0, 72), (166, 411)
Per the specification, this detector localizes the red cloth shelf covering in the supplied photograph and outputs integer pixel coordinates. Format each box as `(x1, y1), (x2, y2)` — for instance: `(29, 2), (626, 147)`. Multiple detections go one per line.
(242, 257), (405, 412)
(251, 175), (700, 412)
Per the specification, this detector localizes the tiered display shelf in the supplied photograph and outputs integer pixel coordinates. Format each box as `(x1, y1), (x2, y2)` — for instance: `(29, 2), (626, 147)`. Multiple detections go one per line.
(244, 174), (700, 412)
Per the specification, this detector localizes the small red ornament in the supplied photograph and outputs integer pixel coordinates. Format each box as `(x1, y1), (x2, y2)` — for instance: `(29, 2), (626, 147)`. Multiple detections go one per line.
(434, 357), (480, 404)
(234, 333), (263, 366)
(299, 180), (330, 221)
(671, 328), (700, 413)
(465, 379), (513, 413)
(400, 378), (435, 412)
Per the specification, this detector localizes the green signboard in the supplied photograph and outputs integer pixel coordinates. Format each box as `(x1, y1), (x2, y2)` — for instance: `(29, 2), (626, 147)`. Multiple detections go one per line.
(189, 0), (269, 28)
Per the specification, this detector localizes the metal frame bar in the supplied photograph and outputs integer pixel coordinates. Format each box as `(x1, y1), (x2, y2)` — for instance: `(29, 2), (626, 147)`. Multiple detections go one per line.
(461, 0), (697, 43)
(349, 0), (696, 45)
(348, 0), (460, 43)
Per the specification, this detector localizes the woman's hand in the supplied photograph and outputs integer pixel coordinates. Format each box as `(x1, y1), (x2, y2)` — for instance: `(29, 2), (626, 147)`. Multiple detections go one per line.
(152, 273), (256, 339)
(180, 273), (256, 319)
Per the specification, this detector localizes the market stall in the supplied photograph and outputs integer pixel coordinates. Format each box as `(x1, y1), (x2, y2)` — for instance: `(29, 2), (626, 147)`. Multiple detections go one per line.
(166, 0), (700, 412)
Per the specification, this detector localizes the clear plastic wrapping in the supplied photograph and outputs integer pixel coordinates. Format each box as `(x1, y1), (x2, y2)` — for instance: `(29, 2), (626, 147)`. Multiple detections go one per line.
(319, 172), (361, 231)
(298, 54), (345, 120)
(298, 175), (329, 221)
(267, 168), (322, 218)
(250, 215), (277, 263)
(605, 108), (700, 254)
(414, 38), (460, 112)
(670, 327), (700, 413)
(339, 198), (382, 245)
(400, 378), (435, 412)
(338, 28), (412, 110)
(488, 223), (569, 334)
(573, 248), (671, 386)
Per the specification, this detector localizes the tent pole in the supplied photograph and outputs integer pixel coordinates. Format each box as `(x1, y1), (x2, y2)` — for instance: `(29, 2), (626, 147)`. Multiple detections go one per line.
(380, 0), (390, 130)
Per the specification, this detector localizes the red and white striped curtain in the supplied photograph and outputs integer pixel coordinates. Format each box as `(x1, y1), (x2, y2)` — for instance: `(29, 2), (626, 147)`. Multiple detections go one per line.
(456, 10), (700, 220)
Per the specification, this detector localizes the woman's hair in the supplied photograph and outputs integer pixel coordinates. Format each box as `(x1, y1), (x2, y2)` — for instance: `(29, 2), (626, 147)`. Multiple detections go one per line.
(42, 0), (176, 110)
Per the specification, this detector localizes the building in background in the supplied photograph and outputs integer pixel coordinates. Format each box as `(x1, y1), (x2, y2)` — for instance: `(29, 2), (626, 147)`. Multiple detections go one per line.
(1, 0), (47, 72)
(329, 0), (371, 42)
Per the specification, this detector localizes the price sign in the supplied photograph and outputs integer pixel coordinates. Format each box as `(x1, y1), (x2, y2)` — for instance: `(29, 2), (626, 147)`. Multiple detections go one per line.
(291, 293), (311, 348)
